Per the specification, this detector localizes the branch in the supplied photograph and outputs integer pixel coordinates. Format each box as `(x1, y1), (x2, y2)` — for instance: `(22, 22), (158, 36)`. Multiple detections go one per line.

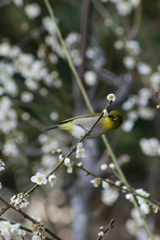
(0, 196), (62, 240)
(97, 219), (115, 240)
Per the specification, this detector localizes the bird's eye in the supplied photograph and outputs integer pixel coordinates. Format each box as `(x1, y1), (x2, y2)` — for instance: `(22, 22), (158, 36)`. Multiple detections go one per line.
(112, 116), (118, 121)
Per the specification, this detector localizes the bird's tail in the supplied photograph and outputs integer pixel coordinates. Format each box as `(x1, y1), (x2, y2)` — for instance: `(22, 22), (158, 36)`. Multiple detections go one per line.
(46, 125), (58, 131)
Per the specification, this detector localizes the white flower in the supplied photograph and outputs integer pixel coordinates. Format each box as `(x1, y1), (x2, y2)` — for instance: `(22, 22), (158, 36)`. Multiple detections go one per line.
(70, 49), (82, 67)
(90, 178), (101, 188)
(0, 160), (5, 171)
(76, 142), (85, 158)
(139, 138), (160, 156)
(65, 32), (81, 47)
(67, 166), (73, 173)
(40, 88), (48, 96)
(100, 164), (108, 170)
(25, 78), (38, 91)
(41, 154), (57, 169)
(10, 193), (29, 209)
(98, 231), (104, 237)
(32, 236), (42, 240)
(18, 229), (26, 236)
(38, 134), (49, 144)
(53, 79), (62, 88)
(0, 220), (26, 239)
(48, 174), (57, 187)
(48, 53), (59, 64)
(102, 179), (110, 189)
(122, 119), (134, 132)
(107, 93), (116, 101)
(43, 17), (57, 35)
(31, 172), (47, 185)
(126, 193), (134, 202)
(122, 186), (128, 193)
(21, 91), (34, 103)
(10, 45), (21, 58)
(0, 96), (12, 112)
(64, 157), (71, 166)
(13, 0), (23, 7)
(152, 205), (159, 214)
(109, 163), (115, 169)
(129, 0), (140, 8)
(50, 112), (59, 121)
(125, 41), (141, 56)
(31, 215), (42, 222)
(10, 223), (21, 235)
(84, 71), (97, 86)
(3, 140), (19, 157)
(115, 1), (133, 16)
(140, 203), (150, 215)
(138, 107), (155, 120)
(77, 162), (83, 167)
(123, 56), (136, 69)
(149, 72), (160, 89)
(21, 112), (30, 121)
(122, 95), (137, 111)
(0, 42), (11, 57)
(115, 180), (121, 186)
(101, 187), (119, 206)
(4, 79), (18, 97)
(103, 109), (109, 117)
(114, 40), (124, 50)
(136, 188), (150, 198)
(138, 88), (151, 101)
(24, 3), (41, 19)
(127, 110), (138, 121)
(137, 62), (152, 75)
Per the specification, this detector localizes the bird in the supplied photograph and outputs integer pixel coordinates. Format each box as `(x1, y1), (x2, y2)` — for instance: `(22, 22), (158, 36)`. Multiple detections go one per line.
(46, 110), (123, 140)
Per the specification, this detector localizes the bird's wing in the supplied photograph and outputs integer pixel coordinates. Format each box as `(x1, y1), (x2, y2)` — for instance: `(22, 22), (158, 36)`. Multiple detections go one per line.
(58, 113), (100, 125)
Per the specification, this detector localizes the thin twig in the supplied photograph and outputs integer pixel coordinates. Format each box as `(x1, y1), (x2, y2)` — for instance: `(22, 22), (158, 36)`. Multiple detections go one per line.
(0, 196), (62, 240)
(96, 219), (115, 240)
(74, 162), (160, 206)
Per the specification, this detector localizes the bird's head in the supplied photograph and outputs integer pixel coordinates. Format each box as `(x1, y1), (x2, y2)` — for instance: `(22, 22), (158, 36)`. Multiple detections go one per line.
(105, 110), (123, 131)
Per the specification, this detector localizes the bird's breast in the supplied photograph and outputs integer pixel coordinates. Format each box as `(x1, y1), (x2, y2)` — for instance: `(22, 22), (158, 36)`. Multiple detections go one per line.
(71, 117), (106, 139)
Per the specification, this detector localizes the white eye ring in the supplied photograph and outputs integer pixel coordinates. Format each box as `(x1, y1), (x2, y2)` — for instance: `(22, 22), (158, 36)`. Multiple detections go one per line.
(113, 116), (118, 121)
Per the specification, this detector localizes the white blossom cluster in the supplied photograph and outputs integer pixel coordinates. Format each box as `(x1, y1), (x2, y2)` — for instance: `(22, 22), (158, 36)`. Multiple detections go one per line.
(38, 133), (60, 154)
(63, 156), (73, 173)
(24, 3), (41, 19)
(10, 193), (29, 210)
(3, 139), (19, 157)
(57, 143), (85, 173)
(122, 88), (156, 132)
(126, 208), (150, 239)
(76, 142), (85, 159)
(101, 187), (119, 206)
(31, 172), (57, 187)
(90, 177), (119, 206)
(139, 137), (160, 157)
(101, 179), (119, 206)
(125, 188), (151, 215)
(0, 220), (26, 240)
(65, 32), (82, 66)
(0, 96), (18, 134)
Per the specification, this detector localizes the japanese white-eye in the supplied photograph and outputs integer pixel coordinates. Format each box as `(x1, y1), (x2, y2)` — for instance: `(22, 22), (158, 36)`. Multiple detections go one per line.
(46, 110), (123, 139)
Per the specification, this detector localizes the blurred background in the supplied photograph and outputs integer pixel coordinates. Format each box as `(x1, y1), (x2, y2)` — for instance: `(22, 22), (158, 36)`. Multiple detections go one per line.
(0, 0), (160, 239)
